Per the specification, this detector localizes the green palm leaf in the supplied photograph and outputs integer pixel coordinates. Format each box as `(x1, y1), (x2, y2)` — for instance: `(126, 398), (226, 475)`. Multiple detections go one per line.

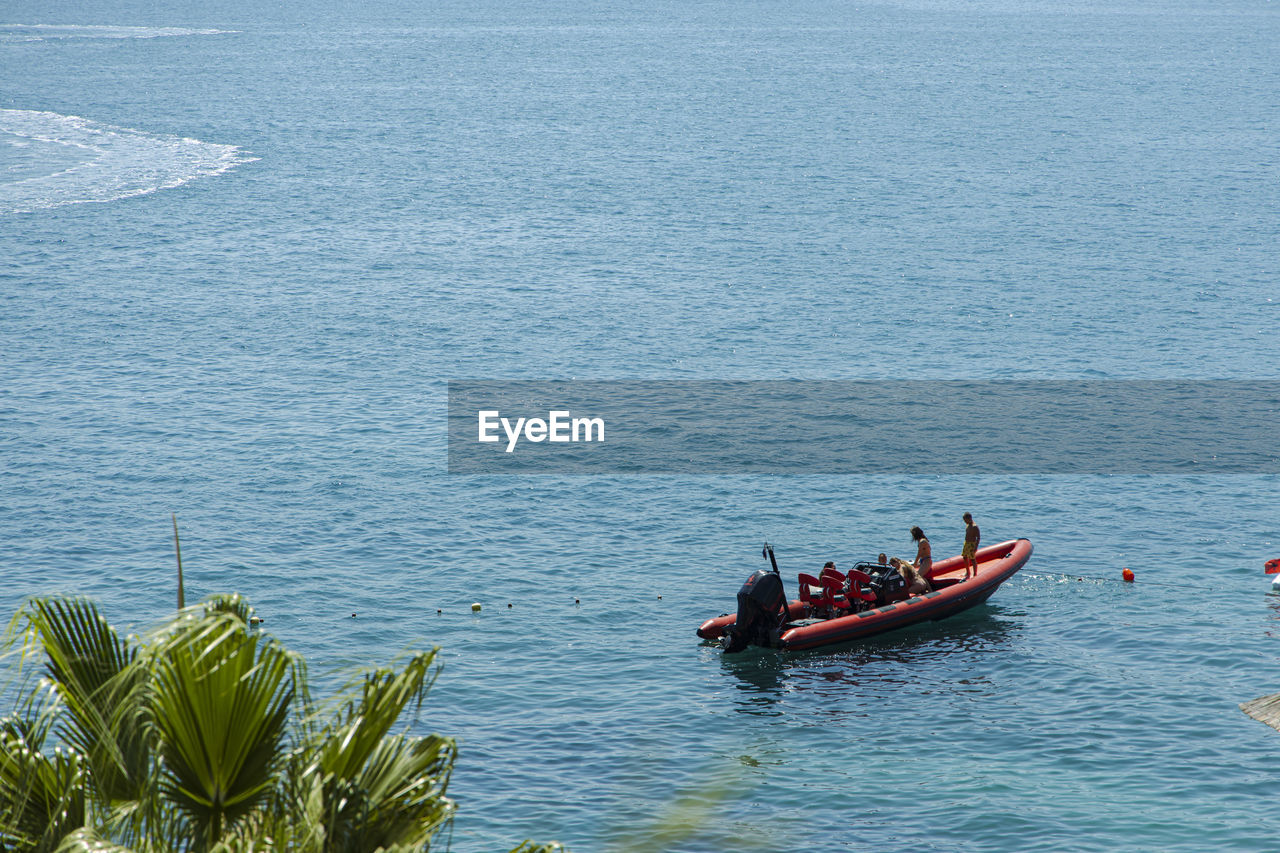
(0, 723), (86, 853)
(53, 826), (136, 853)
(147, 611), (295, 850)
(313, 650), (441, 780)
(299, 650), (456, 852)
(4, 591), (554, 853)
(316, 733), (455, 851)
(10, 598), (151, 815)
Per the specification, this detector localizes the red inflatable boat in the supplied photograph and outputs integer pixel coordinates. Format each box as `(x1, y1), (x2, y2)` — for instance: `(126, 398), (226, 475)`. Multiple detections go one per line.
(697, 539), (1033, 652)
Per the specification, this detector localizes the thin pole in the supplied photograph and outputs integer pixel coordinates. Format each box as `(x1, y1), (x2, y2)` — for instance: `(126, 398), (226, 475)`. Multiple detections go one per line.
(172, 513), (185, 610)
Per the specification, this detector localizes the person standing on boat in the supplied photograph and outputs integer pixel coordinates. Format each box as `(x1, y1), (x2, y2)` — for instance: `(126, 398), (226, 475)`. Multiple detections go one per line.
(911, 527), (932, 580)
(962, 512), (980, 580)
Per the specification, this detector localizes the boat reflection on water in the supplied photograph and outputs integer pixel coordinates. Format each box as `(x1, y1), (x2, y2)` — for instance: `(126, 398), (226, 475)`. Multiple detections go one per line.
(1264, 595), (1280, 638)
(716, 606), (1019, 718)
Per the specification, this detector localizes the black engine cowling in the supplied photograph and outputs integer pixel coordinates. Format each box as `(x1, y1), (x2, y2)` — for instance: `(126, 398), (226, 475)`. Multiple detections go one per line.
(723, 569), (786, 653)
(867, 565), (908, 605)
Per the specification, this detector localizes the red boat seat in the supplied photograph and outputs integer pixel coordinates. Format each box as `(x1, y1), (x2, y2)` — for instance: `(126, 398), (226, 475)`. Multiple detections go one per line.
(798, 572), (835, 615)
(817, 567), (848, 608)
(844, 569), (877, 605)
(802, 568), (876, 616)
(820, 574), (857, 613)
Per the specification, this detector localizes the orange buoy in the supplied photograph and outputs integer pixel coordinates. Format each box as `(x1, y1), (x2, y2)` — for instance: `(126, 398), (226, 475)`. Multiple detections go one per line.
(1122, 568), (1135, 583)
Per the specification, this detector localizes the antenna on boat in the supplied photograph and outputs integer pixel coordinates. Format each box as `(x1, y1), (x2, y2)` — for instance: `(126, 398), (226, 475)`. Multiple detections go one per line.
(762, 541), (779, 575)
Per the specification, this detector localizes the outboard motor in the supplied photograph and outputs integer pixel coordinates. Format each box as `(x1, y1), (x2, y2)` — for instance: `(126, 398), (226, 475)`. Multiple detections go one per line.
(722, 569), (786, 653)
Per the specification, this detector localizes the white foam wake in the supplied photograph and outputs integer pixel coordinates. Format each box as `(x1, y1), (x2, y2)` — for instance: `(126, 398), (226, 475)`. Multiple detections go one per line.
(0, 109), (257, 215)
(0, 24), (236, 41)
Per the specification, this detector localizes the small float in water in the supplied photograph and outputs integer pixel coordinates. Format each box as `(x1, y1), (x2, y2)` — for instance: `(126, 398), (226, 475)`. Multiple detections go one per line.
(697, 539), (1033, 652)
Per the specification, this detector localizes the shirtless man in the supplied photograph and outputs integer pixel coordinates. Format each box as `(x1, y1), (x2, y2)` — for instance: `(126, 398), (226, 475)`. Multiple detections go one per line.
(962, 512), (980, 579)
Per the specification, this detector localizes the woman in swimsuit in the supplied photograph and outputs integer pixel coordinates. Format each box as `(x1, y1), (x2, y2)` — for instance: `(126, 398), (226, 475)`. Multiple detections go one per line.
(891, 556), (932, 595)
(911, 526), (933, 581)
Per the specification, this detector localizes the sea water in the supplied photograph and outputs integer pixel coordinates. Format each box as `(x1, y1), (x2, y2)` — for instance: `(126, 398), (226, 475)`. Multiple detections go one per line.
(2, 0), (1279, 850)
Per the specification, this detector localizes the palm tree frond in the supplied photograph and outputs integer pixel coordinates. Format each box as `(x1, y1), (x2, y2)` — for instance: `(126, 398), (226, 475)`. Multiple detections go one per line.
(343, 733), (456, 849)
(0, 727), (86, 853)
(18, 599), (150, 805)
(53, 826), (136, 853)
(198, 596), (254, 627)
(299, 649), (456, 852)
(314, 649), (442, 781)
(148, 613), (295, 849)
(2, 593), (553, 853)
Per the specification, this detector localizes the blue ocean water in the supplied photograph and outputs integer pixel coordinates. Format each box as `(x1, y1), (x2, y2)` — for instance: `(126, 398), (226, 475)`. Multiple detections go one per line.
(3, 0), (1280, 850)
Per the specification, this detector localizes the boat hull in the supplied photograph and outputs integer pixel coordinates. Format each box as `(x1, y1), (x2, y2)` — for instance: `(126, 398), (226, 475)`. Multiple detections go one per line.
(697, 538), (1032, 651)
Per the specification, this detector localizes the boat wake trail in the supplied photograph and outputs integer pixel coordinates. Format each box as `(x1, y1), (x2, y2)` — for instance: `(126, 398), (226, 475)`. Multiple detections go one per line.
(0, 24), (236, 41)
(0, 109), (257, 215)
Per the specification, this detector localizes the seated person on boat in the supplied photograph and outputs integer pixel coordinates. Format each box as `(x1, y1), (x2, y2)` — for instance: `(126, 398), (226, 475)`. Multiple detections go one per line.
(891, 556), (932, 595)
